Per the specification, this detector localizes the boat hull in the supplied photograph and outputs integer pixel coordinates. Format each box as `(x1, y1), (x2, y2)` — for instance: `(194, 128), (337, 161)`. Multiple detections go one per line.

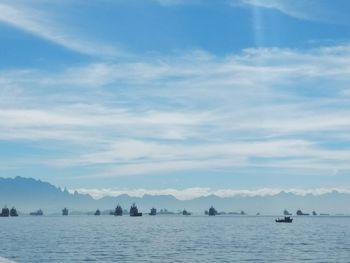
(275, 216), (293, 223)
(130, 213), (142, 217)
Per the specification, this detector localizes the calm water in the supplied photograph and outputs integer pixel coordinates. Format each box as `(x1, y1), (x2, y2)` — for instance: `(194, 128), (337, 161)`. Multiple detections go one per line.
(0, 215), (349, 262)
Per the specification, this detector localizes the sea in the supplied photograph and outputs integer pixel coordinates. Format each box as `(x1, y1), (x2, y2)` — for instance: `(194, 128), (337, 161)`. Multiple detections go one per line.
(0, 215), (349, 262)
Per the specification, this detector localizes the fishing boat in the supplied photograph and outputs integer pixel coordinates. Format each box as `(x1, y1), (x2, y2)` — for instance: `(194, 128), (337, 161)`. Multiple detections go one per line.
(130, 203), (142, 217)
(208, 206), (217, 216)
(30, 209), (43, 216)
(114, 205), (123, 216)
(94, 209), (101, 216)
(158, 209), (174, 215)
(182, 209), (191, 216)
(10, 207), (18, 217)
(296, 209), (309, 216)
(62, 208), (69, 216)
(149, 207), (157, 216)
(0, 206), (9, 217)
(275, 216), (293, 223)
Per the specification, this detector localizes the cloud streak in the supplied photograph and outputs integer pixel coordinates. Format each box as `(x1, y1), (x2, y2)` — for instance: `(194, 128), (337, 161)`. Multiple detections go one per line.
(1, 44), (350, 177)
(0, 2), (121, 57)
(237, 0), (349, 24)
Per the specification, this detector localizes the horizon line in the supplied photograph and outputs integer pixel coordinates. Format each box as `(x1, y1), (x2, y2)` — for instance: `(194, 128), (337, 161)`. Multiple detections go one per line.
(70, 187), (350, 200)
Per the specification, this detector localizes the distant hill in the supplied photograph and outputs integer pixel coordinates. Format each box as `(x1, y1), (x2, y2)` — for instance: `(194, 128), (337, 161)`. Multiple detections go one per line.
(0, 177), (349, 215)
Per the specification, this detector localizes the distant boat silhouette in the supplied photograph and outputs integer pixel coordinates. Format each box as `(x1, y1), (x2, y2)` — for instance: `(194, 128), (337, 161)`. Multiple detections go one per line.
(129, 203), (142, 217)
(158, 209), (174, 215)
(182, 209), (191, 216)
(0, 206), (9, 217)
(312, 211), (317, 216)
(30, 209), (43, 216)
(114, 205), (123, 216)
(149, 207), (157, 216)
(283, 209), (292, 216)
(62, 208), (69, 216)
(275, 216), (293, 223)
(296, 209), (309, 216)
(208, 206), (217, 216)
(94, 209), (101, 216)
(240, 210), (246, 215)
(10, 207), (18, 217)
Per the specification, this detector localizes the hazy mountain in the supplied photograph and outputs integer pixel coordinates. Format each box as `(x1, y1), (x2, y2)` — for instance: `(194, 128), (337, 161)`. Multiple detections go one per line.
(0, 177), (349, 215)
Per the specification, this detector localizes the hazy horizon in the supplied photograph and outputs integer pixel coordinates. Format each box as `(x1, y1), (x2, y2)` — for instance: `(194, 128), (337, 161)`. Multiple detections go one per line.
(2, 176), (350, 214)
(4, 175), (350, 201)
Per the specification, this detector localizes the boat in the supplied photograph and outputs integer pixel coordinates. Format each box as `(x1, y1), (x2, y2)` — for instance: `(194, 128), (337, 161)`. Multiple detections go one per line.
(158, 209), (174, 215)
(208, 206), (217, 216)
(228, 212), (240, 215)
(62, 208), (69, 216)
(182, 209), (191, 216)
(296, 209), (309, 216)
(30, 209), (43, 216)
(94, 209), (101, 216)
(129, 203), (142, 217)
(10, 207), (18, 217)
(275, 216), (293, 223)
(0, 206), (10, 217)
(149, 207), (157, 216)
(312, 211), (317, 216)
(114, 205), (123, 216)
(283, 209), (292, 216)
(240, 210), (246, 215)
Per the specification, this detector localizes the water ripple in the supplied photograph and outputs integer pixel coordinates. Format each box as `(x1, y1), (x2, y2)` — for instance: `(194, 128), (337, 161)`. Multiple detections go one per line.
(0, 216), (349, 262)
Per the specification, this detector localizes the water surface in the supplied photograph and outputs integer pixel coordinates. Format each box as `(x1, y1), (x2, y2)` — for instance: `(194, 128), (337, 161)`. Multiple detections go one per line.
(0, 215), (349, 262)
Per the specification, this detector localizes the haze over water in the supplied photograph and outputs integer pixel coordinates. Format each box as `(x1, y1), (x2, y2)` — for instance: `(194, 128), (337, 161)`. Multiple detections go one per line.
(0, 215), (349, 262)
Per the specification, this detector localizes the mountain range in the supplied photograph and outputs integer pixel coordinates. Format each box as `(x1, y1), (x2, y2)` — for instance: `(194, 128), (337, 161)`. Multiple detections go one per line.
(0, 177), (349, 215)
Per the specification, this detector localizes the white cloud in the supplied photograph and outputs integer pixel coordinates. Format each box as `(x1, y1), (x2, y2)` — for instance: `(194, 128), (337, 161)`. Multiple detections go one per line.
(238, 0), (312, 20)
(237, 0), (348, 24)
(0, 2), (122, 57)
(2, 45), (350, 176)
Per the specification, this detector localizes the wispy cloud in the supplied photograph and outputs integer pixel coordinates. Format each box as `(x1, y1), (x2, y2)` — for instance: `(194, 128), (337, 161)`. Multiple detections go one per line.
(0, 2), (122, 57)
(237, 0), (348, 24)
(2, 44), (350, 177)
(237, 0), (313, 20)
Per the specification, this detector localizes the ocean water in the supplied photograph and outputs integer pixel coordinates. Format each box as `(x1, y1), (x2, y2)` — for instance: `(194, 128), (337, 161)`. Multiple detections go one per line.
(0, 215), (349, 262)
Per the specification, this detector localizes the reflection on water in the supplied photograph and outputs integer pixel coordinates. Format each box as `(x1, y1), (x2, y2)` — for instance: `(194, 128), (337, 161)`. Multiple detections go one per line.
(0, 216), (349, 262)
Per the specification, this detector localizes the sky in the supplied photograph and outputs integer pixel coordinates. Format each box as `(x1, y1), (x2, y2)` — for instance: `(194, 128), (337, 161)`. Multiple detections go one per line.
(1, 0), (350, 199)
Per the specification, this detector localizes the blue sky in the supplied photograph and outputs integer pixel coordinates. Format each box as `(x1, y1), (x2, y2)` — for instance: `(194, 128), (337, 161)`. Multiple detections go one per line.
(1, 0), (350, 198)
